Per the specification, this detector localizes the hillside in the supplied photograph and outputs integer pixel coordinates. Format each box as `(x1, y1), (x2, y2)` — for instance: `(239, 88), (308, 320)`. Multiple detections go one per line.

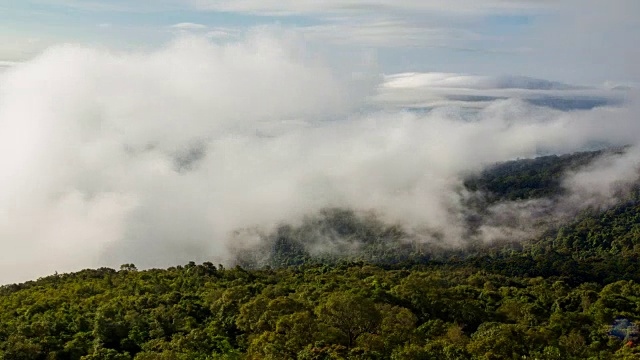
(2, 150), (640, 359)
(2, 261), (640, 359)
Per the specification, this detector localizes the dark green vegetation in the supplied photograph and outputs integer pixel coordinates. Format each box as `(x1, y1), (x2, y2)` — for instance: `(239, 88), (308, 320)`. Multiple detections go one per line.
(463, 148), (622, 202)
(2, 262), (640, 359)
(2, 149), (640, 359)
(234, 148), (631, 269)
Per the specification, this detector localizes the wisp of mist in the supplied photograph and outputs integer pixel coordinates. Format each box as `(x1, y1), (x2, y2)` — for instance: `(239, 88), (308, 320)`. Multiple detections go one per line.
(0, 29), (638, 284)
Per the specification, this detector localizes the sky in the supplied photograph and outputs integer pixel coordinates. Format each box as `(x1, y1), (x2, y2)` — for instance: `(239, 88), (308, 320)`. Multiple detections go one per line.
(0, 1), (639, 284)
(1, 0), (639, 85)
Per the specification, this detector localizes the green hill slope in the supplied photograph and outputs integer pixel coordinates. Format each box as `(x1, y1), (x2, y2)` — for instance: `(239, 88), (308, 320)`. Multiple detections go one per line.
(2, 149), (640, 359)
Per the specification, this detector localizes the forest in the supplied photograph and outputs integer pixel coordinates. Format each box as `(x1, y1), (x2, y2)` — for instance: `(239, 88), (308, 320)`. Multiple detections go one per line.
(2, 149), (640, 360)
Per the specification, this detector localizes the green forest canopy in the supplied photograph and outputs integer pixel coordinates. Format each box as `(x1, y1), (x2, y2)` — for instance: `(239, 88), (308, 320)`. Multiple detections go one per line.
(2, 148), (640, 359)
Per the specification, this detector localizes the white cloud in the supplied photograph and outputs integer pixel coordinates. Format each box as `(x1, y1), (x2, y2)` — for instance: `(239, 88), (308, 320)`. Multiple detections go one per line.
(0, 31), (366, 283)
(0, 29), (638, 285)
(189, 0), (639, 84)
(167, 23), (240, 40)
(525, 0), (640, 83)
(5, 0), (636, 85)
(170, 22), (208, 30)
(206, 28), (240, 39)
(29, 0), (182, 13)
(0, 61), (19, 68)
(302, 18), (481, 48)
(190, 0), (552, 17)
(382, 72), (579, 90)
(0, 35), (50, 61)
(189, 0), (549, 49)
(374, 72), (624, 111)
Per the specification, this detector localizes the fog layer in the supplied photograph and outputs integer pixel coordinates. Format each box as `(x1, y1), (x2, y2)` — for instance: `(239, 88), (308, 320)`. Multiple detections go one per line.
(0, 31), (637, 284)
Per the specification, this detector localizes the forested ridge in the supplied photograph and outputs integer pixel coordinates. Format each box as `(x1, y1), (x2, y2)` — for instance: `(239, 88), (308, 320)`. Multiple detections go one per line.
(463, 149), (610, 202)
(2, 150), (640, 359)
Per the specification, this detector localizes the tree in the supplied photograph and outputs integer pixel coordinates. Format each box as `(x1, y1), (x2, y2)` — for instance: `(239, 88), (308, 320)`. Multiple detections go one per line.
(81, 347), (131, 360)
(120, 264), (138, 272)
(316, 293), (381, 349)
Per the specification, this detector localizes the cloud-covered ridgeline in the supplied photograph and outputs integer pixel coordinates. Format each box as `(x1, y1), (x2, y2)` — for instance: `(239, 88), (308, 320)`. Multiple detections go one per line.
(0, 31), (638, 284)
(377, 72), (628, 111)
(0, 61), (19, 73)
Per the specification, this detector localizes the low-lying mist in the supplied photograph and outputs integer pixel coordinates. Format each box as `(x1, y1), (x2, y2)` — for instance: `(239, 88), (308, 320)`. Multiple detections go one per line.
(0, 29), (638, 284)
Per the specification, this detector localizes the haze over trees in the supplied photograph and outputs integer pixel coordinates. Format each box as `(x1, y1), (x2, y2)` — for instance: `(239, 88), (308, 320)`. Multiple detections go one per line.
(1, 1), (639, 359)
(2, 151), (640, 359)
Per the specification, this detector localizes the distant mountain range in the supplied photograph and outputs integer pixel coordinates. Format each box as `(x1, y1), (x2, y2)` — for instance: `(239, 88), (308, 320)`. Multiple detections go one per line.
(376, 72), (630, 111)
(383, 72), (584, 90)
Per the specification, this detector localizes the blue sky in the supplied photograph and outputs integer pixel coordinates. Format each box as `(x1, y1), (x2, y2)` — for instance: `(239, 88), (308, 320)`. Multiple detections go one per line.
(1, 0), (638, 84)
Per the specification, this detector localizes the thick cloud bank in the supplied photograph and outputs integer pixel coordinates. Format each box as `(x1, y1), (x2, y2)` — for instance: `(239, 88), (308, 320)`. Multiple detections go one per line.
(0, 32), (638, 284)
(377, 72), (626, 111)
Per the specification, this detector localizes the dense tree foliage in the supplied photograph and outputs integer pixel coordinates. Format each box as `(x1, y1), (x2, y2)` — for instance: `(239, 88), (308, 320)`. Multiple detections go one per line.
(463, 149), (623, 202)
(2, 149), (640, 359)
(232, 148), (633, 269)
(2, 262), (640, 359)
(231, 208), (423, 268)
(466, 188), (640, 286)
